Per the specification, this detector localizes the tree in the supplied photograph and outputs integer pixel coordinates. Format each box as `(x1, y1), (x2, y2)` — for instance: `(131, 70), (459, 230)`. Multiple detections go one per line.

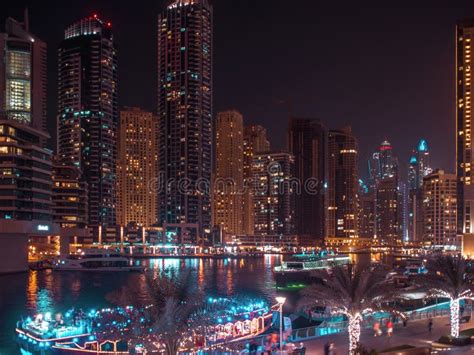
(300, 265), (390, 354)
(418, 254), (474, 338)
(107, 269), (225, 354)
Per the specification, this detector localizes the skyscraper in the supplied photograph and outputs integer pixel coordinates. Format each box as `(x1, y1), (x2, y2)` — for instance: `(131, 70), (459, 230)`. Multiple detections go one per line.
(376, 177), (400, 244)
(157, 0), (213, 238)
(57, 15), (118, 229)
(407, 139), (432, 242)
(288, 118), (327, 244)
(327, 127), (358, 238)
(0, 14), (52, 272)
(379, 140), (398, 180)
(0, 13), (47, 134)
(423, 170), (457, 246)
(456, 19), (474, 235)
(117, 108), (158, 227)
(243, 124), (270, 235)
(252, 152), (295, 236)
(214, 110), (244, 235)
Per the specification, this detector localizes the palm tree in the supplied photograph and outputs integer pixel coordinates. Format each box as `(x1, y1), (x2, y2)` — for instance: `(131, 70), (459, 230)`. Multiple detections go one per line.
(107, 269), (225, 354)
(300, 264), (390, 354)
(418, 254), (474, 338)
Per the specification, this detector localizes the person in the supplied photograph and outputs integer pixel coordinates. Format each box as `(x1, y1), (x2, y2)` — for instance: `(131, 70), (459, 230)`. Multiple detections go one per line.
(324, 342), (330, 355)
(402, 317), (407, 327)
(386, 320), (393, 337)
(373, 321), (381, 337)
(428, 318), (433, 333)
(329, 342), (336, 355)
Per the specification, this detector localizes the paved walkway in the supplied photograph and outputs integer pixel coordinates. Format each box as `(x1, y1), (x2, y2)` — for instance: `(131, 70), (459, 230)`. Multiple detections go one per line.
(302, 316), (474, 354)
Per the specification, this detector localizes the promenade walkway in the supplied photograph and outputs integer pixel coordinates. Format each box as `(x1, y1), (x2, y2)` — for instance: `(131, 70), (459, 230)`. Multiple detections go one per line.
(302, 316), (474, 354)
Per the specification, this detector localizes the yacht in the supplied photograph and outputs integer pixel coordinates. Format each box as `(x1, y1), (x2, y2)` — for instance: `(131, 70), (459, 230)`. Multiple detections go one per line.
(274, 252), (350, 287)
(53, 249), (144, 272)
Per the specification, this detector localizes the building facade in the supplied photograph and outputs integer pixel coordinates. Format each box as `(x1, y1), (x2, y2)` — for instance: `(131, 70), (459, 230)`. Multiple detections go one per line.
(52, 161), (88, 232)
(288, 118), (327, 244)
(0, 14), (47, 134)
(376, 177), (400, 244)
(242, 125), (270, 235)
(423, 170), (457, 246)
(157, 0), (213, 239)
(214, 110), (244, 235)
(117, 108), (158, 227)
(252, 152), (295, 236)
(57, 15), (118, 228)
(327, 127), (358, 238)
(456, 19), (474, 235)
(0, 15), (52, 273)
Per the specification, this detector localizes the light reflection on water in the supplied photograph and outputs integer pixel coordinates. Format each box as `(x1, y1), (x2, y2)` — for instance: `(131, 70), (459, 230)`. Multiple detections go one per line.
(0, 255), (281, 352)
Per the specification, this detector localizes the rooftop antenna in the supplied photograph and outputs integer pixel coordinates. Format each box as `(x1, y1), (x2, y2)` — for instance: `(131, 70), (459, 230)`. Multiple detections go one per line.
(24, 7), (29, 31)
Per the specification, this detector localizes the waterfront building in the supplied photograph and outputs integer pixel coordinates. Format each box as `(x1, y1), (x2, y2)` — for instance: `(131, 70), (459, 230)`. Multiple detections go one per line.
(57, 15), (118, 229)
(327, 127), (358, 238)
(214, 110), (244, 236)
(0, 15), (53, 273)
(52, 160), (89, 249)
(376, 177), (401, 244)
(0, 120), (53, 271)
(157, 0), (213, 241)
(457, 19), (474, 236)
(423, 170), (457, 246)
(288, 118), (327, 245)
(242, 124), (270, 236)
(252, 152), (295, 236)
(117, 107), (158, 228)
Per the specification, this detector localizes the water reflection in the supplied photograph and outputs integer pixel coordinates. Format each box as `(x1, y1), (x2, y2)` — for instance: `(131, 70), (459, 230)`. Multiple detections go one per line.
(0, 255), (282, 352)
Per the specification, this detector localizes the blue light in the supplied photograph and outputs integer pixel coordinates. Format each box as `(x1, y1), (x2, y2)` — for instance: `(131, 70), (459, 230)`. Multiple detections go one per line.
(409, 155), (417, 164)
(418, 139), (428, 152)
(73, 338), (79, 343)
(88, 335), (95, 341)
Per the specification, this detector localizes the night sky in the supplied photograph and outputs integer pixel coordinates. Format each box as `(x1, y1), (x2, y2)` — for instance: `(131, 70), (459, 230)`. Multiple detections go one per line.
(3, 1), (474, 178)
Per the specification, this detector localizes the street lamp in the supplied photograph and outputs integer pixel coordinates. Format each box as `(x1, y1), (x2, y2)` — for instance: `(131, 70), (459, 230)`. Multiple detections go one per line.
(275, 296), (286, 351)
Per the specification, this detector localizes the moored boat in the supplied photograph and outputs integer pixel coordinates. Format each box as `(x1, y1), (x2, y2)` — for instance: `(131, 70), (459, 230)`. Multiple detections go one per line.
(53, 249), (144, 272)
(273, 251), (351, 287)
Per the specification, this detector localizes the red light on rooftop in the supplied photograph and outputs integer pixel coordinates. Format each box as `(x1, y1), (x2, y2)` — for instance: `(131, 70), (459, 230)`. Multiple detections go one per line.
(107, 22), (112, 27)
(93, 13), (98, 18)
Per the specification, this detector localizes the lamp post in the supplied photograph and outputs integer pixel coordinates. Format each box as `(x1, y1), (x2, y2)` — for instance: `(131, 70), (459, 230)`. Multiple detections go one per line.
(275, 296), (286, 351)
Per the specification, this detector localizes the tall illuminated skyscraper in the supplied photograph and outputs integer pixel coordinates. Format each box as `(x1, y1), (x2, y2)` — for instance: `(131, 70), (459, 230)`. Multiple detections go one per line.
(117, 108), (158, 227)
(57, 15), (118, 229)
(456, 19), (474, 235)
(288, 118), (327, 244)
(214, 110), (243, 235)
(157, 0), (213, 238)
(327, 127), (358, 238)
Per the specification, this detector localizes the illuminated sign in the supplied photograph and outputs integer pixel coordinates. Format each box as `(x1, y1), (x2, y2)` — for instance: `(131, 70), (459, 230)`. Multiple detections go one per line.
(37, 225), (50, 232)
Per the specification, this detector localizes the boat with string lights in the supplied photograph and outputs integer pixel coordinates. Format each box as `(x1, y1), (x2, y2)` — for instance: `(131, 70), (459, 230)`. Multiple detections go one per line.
(274, 251), (351, 287)
(15, 298), (275, 354)
(16, 307), (130, 354)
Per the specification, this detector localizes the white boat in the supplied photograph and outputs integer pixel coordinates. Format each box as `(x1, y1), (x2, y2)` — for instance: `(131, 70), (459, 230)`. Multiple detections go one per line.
(274, 252), (351, 287)
(53, 249), (144, 272)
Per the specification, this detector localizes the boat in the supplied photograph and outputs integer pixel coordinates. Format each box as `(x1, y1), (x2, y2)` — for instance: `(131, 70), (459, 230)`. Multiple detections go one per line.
(53, 249), (144, 272)
(16, 309), (129, 354)
(273, 251), (351, 287)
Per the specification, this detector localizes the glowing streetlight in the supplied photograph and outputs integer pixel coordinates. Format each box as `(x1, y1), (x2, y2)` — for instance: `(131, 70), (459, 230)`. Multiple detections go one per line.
(275, 297), (286, 351)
